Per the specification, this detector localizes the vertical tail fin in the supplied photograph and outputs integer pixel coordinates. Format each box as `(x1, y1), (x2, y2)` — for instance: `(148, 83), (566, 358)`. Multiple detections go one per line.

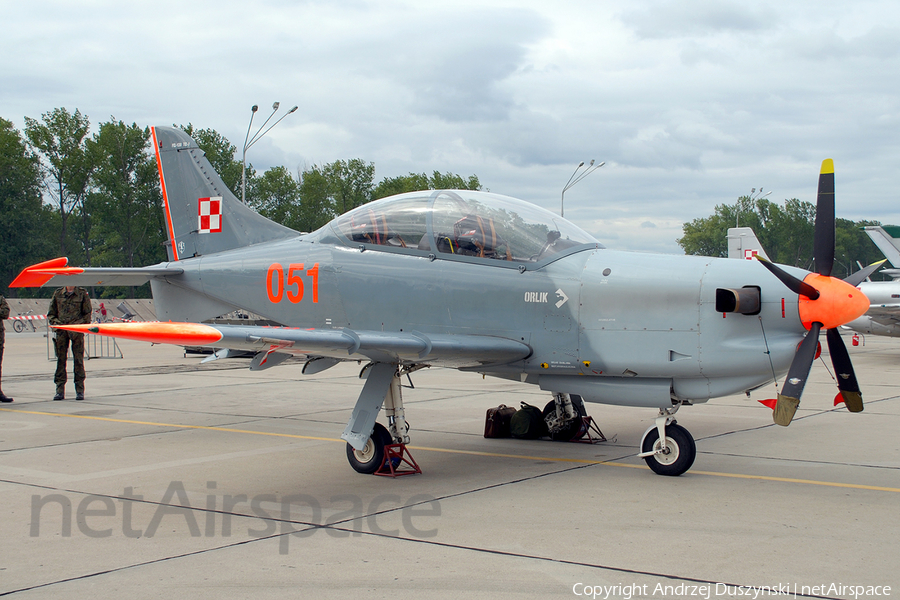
(727, 227), (770, 261)
(151, 126), (297, 261)
(863, 226), (900, 268)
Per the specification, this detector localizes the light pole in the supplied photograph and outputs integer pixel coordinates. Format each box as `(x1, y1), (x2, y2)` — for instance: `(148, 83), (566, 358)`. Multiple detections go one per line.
(736, 187), (772, 228)
(241, 102), (299, 203)
(561, 159), (605, 218)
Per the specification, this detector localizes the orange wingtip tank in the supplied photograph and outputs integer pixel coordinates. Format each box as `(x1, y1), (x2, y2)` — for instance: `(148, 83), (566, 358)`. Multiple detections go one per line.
(53, 322), (224, 346)
(9, 257), (73, 288)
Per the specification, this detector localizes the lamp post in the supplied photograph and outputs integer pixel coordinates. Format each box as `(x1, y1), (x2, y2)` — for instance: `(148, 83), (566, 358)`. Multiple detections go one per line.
(241, 102), (299, 203)
(561, 159), (605, 218)
(737, 187), (772, 228)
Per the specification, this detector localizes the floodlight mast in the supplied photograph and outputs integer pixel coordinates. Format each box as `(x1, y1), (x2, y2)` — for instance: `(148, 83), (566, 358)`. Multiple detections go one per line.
(560, 159), (605, 218)
(240, 102), (299, 203)
(736, 187), (772, 228)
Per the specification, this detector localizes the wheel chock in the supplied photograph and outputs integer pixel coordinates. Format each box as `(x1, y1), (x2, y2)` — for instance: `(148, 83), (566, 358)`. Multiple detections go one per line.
(374, 443), (422, 477)
(572, 416), (609, 444)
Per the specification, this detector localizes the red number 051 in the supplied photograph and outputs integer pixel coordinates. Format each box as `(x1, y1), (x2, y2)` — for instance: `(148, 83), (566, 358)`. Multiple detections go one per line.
(266, 263), (319, 304)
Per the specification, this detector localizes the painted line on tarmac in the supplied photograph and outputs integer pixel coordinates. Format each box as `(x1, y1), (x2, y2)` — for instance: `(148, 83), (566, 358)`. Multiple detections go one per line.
(4, 407), (899, 493)
(0, 407), (340, 443)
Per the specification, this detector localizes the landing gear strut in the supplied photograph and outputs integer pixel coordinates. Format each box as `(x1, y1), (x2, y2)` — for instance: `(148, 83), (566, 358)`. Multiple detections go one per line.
(343, 363), (423, 476)
(638, 405), (696, 476)
(542, 393), (588, 441)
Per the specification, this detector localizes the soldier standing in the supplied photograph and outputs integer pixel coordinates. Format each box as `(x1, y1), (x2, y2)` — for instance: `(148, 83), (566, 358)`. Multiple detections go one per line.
(0, 294), (13, 402)
(48, 286), (92, 401)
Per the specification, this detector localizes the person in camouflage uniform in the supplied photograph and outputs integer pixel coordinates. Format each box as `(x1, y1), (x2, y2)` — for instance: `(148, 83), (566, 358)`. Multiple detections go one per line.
(48, 286), (92, 401)
(0, 294), (13, 402)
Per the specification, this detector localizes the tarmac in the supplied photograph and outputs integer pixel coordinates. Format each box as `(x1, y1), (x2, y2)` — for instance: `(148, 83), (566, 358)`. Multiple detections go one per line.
(1, 325), (898, 599)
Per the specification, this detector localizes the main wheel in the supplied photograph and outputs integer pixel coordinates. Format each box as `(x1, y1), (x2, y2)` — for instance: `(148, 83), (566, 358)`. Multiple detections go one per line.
(542, 396), (588, 441)
(346, 422), (392, 474)
(13, 320), (25, 333)
(641, 422), (696, 476)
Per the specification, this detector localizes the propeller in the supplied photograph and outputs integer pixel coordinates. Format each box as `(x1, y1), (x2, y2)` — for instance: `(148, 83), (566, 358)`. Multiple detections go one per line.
(756, 159), (869, 425)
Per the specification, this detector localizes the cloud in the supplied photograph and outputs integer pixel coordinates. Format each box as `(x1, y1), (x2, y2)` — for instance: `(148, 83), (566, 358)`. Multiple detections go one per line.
(618, 0), (774, 39)
(364, 7), (551, 122)
(3, 0), (900, 256)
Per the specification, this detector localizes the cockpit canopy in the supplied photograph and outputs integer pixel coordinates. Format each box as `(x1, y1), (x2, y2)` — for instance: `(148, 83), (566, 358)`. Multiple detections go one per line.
(333, 190), (599, 265)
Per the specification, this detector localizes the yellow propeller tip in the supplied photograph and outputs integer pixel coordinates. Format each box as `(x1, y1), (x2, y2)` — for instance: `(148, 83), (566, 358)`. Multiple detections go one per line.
(820, 158), (834, 175)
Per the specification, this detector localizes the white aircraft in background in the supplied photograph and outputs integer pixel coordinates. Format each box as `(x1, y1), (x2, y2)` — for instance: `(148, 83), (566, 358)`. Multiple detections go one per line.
(843, 227), (900, 337)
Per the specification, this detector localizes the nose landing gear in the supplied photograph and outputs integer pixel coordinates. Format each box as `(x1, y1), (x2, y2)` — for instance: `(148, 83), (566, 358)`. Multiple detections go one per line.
(638, 405), (696, 476)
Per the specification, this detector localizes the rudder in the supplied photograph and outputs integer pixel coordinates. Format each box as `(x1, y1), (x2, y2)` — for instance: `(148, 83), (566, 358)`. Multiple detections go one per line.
(151, 126), (297, 261)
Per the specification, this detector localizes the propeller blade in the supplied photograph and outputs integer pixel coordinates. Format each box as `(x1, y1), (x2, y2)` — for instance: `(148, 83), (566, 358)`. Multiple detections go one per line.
(843, 259), (886, 287)
(774, 321), (822, 426)
(757, 256), (820, 299)
(825, 327), (864, 413)
(814, 159), (835, 276)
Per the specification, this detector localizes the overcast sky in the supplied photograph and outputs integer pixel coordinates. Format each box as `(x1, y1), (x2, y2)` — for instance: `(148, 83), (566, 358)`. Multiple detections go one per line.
(3, 0), (899, 253)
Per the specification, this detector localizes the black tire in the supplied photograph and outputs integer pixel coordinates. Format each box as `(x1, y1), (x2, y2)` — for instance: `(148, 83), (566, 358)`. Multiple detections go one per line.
(542, 397), (588, 442)
(641, 422), (696, 476)
(346, 422), (392, 474)
(13, 320), (25, 333)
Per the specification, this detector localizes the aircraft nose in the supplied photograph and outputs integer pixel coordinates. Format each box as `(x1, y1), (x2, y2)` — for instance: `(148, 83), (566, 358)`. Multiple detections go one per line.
(798, 274), (870, 330)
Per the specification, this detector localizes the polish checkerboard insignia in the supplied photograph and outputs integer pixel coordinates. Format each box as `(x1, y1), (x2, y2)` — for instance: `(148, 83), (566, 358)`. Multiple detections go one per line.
(198, 197), (222, 233)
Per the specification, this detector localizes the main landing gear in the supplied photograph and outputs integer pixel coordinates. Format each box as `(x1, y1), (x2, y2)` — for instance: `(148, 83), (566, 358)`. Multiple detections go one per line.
(343, 364), (422, 477)
(346, 422), (393, 474)
(637, 404), (696, 476)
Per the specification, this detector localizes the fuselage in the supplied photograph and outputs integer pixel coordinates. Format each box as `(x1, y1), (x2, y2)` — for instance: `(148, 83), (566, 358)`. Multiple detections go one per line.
(150, 189), (813, 408)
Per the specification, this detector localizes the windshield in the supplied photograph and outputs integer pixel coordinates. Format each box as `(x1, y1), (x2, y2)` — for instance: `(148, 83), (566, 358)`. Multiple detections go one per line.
(334, 190), (599, 263)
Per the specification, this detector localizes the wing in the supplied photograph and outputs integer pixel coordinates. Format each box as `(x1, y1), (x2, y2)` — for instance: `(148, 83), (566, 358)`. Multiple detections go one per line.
(53, 322), (532, 370)
(10, 257), (183, 288)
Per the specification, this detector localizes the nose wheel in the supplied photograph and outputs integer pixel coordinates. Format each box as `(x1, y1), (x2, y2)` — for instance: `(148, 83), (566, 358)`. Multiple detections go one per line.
(640, 421), (696, 476)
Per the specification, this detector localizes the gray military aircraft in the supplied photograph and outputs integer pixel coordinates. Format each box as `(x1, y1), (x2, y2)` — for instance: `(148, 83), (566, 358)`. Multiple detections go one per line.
(11, 128), (871, 477)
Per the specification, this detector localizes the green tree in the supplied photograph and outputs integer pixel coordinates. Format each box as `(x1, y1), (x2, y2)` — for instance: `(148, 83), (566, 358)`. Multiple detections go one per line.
(834, 218), (883, 279)
(679, 196), (882, 275)
(325, 158), (375, 215)
(295, 159), (376, 231)
(374, 171), (483, 199)
(88, 119), (165, 293)
(297, 166), (336, 232)
(24, 108), (93, 259)
(677, 208), (733, 258)
(250, 165), (302, 229)
(179, 124), (248, 200)
(0, 118), (54, 296)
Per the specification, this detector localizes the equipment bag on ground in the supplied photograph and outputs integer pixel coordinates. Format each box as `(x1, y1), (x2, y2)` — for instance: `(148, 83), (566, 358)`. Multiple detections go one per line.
(484, 404), (517, 438)
(510, 402), (549, 439)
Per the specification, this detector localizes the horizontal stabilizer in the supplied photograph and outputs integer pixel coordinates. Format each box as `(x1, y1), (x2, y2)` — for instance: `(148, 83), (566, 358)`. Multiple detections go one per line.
(10, 257), (183, 288)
